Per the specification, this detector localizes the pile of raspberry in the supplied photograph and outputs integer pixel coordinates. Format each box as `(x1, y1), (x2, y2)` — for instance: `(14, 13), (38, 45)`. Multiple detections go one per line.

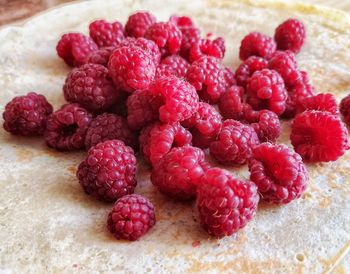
(3, 12), (350, 241)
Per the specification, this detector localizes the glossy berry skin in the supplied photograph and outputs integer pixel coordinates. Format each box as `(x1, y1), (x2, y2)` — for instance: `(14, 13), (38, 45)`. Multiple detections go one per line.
(340, 94), (350, 125)
(3, 92), (53, 136)
(85, 46), (116, 66)
(156, 55), (190, 78)
(77, 140), (137, 202)
(235, 56), (268, 87)
(196, 168), (259, 237)
(89, 19), (125, 47)
(178, 26), (201, 61)
(249, 143), (308, 204)
(274, 18), (306, 53)
(107, 194), (155, 241)
(298, 93), (338, 115)
(125, 11), (156, 38)
(189, 37), (225, 63)
(218, 85), (244, 120)
(239, 32), (276, 60)
(291, 111), (349, 162)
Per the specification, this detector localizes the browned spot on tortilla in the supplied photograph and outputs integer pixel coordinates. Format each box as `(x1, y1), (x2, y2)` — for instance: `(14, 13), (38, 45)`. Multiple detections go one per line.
(332, 264), (346, 274)
(15, 147), (34, 162)
(320, 240), (350, 273)
(319, 195), (332, 209)
(67, 166), (77, 174)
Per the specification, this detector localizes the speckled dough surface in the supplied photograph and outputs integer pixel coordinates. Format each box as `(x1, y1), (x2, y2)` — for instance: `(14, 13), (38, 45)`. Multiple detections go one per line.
(0, 0), (350, 273)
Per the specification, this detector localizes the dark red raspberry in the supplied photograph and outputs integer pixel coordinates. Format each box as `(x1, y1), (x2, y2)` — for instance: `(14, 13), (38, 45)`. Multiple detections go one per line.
(63, 63), (119, 112)
(107, 194), (155, 241)
(3, 92), (53, 136)
(145, 22), (182, 56)
(274, 18), (306, 53)
(107, 92), (129, 117)
(151, 146), (210, 200)
(45, 103), (92, 151)
(249, 143), (308, 204)
(149, 76), (199, 123)
(56, 33), (98, 67)
(178, 26), (201, 61)
(85, 46), (115, 66)
(189, 37), (225, 63)
(108, 45), (156, 92)
(77, 140), (136, 202)
(249, 110), (281, 143)
(298, 93), (338, 115)
(210, 119), (259, 165)
(156, 55), (190, 78)
(235, 56), (268, 87)
(224, 67), (237, 87)
(89, 19), (125, 47)
(246, 69), (287, 115)
(291, 111), (349, 162)
(218, 85), (244, 120)
(84, 113), (138, 150)
(340, 94), (350, 125)
(169, 15), (194, 27)
(239, 32), (276, 60)
(196, 168), (259, 237)
(186, 56), (229, 103)
(125, 11), (156, 38)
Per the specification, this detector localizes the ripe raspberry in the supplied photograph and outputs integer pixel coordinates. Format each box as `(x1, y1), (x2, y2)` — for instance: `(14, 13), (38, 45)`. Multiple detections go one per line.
(224, 67), (237, 87)
(149, 76), (199, 123)
(108, 45), (156, 92)
(107, 194), (155, 241)
(45, 103), (92, 151)
(3, 92), (53, 136)
(291, 111), (349, 162)
(274, 18), (306, 53)
(63, 63), (119, 112)
(169, 15), (194, 27)
(298, 93), (338, 115)
(218, 85), (244, 120)
(210, 119), (259, 165)
(89, 19), (125, 47)
(151, 146), (210, 200)
(249, 109), (281, 143)
(189, 37), (225, 63)
(56, 33), (98, 67)
(246, 69), (287, 115)
(249, 143), (308, 204)
(239, 32), (276, 60)
(178, 26), (201, 61)
(196, 168), (259, 237)
(156, 55), (190, 78)
(235, 56), (268, 87)
(186, 56), (229, 103)
(125, 11), (156, 38)
(340, 94), (350, 125)
(85, 46), (115, 66)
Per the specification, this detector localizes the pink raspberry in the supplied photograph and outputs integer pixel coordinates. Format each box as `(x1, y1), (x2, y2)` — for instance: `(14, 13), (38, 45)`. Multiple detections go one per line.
(218, 85), (244, 120)
(169, 15), (195, 27)
(249, 143), (308, 204)
(274, 18), (306, 53)
(239, 32), (276, 60)
(178, 26), (201, 61)
(125, 11), (156, 38)
(340, 94), (350, 125)
(298, 93), (338, 115)
(249, 109), (281, 143)
(235, 56), (268, 87)
(85, 46), (116, 66)
(189, 37), (225, 63)
(3, 92), (53, 136)
(156, 55), (190, 78)
(196, 168), (259, 237)
(89, 19), (125, 47)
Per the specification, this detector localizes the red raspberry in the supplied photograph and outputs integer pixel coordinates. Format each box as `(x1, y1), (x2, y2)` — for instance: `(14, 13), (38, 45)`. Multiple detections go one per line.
(63, 63), (119, 112)
(89, 19), (125, 48)
(145, 22), (182, 56)
(218, 85), (244, 120)
(224, 67), (237, 87)
(107, 92), (129, 117)
(196, 168), (259, 237)
(249, 109), (281, 143)
(149, 76), (199, 123)
(125, 11), (156, 38)
(84, 113), (138, 150)
(151, 146), (210, 200)
(291, 111), (349, 162)
(178, 26), (201, 61)
(85, 46), (115, 66)
(210, 119), (259, 165)
(298, 93), (338, 115)
(340, 94), (350, 125)
(45, 103), (92, 151)
(249, 143), (308, 204)
(56, 33), (98, 67)
(139, 122), (192, 165)
(186, 56), (229, 103)
(156, 55), (190, 79)
(3, 92), (53, 136)
(239, 32), (276, 60)
(235, 56), (268, 87)
(107, 194), (155, 241)
(189, 37), (225, 63)
(108, 45), (156, 92)
(246, 69), (287, 115)
(274, 18), (306, 53)
(169, 15), (194, 27)
(77, 140), (136, 202)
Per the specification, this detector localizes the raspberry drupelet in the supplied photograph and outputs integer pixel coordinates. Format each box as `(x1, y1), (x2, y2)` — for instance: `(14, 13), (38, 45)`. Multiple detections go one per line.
(178, 26), (201, 61)
(156, 55), (190, 78)
(340, 94), (350, 125)
(224, 67), (237, 87)
(239, 32), (276, 60)
(235, 56), (268, 88)
(189, 37), (225, 63)
(274, 18), (306, 53)
(85, 46), (116, 66)
(218, 85), (244, 120)
(125, 11), (157, 38)
(89, 19), (125, 47)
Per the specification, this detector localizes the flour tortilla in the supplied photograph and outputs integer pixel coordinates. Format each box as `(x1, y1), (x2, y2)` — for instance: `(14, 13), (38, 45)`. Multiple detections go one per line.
(0, 0), (350, 273)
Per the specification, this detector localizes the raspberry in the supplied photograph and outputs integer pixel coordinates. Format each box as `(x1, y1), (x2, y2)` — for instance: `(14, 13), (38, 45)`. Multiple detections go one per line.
(139, 122), (192, 165)
(84, 113), (138, 150)
(107, 92), (129, 117)
(249, 110), (281, 143)
(235, 56), (268, 87)
(89, 19), (125, 47)
(274, 18), (306, 53)
(107, 194), (155, 241)
(178, 26), (201, 61)
(145, 22), (182, 56)
(3, 92), (53, 136)
(210, 119), (259, 165)
(239, 32), (276, 60)
(291, 111), (349, 162)
(189, 37), (225, 63)
(246, 69), (287, 115)
(156, 55), (190, 78)
(125, 11), (156, 38)
(63, 63), (119, 112)
(149, 76), (199, 123)
(340, 94), (350, 125)
(224, 67), (237, 87)
(218, 85), (244, 120)
(45, 103), (92, 151)
(108, 45), (156, 92)
(298, 93), (338, 115)
(151, 146), (210, 200)
(186, 56), (229, 103)
(196, 168), (259, 237)
(85, 46), (115, 66)
(169, 15), (194, 27)
(56, 33), (98, 67)
(248, 143), (308, 204)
